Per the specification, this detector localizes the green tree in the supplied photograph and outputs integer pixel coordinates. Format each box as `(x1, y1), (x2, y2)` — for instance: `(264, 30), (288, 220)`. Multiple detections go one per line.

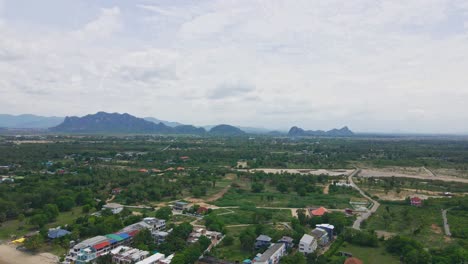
(43, 203), (59, 221)
(24, 234), (44, 251)
(133, 228), (156, 251)
(30, 213), (48, 228)
(155, 206), (173, 220)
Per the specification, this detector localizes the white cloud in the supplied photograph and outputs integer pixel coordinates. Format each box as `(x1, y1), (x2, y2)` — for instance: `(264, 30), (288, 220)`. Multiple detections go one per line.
(0, 0), (468, 133)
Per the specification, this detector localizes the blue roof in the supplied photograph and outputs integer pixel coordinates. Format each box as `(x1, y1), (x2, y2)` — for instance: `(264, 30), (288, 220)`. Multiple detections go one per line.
(117, 233), (130, 239)
(48, 229), (71, 239)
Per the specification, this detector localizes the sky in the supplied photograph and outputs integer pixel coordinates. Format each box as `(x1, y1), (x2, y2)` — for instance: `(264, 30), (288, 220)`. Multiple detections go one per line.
(1, 0), (468, 133)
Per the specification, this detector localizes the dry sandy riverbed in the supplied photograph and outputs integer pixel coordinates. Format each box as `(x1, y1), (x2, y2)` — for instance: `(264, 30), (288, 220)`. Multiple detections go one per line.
(0, 244), (58, 264)
(359, 168), (468, 183)
(240, 168), (353, 176)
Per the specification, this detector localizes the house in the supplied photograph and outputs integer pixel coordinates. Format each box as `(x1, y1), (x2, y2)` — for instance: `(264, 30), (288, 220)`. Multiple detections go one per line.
(111, 246), (149, 264)
(151, 168), (162, 173)
(344, 257), (363, 264)
(277, 236), (294, 249)
(135, 253), (165, 264)
(138, 169), (148, 173)
(112, 188), (124, 195)
(142, 217), (166, 231)
(311, 207), (328, 217)
(254, 243), (286, 264)
(48, 228), (71, 239)
(299, 234), (317, 254)
(176, 166), (185, 171)
(316, 224), (334, 241)
(180, 156), (190, 161)
(197, 206), (209, 215)
(255, 235), (272, 249)
(173, 201), (189, 211)
(311, 228), (329, 247)
(152, 231), (169, 244)
(410, 197), (422, 207)
(103, 203), (124, 214)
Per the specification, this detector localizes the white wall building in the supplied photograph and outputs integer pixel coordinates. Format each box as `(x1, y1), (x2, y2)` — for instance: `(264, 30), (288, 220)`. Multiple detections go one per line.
(255, 243), (286, 264)
(299, 234), (317, 254)
(102, 203), (124, 214)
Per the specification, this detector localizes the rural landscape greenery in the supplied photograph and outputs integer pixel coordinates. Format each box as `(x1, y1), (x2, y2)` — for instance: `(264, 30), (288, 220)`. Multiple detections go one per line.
(0, 128), (467, 264)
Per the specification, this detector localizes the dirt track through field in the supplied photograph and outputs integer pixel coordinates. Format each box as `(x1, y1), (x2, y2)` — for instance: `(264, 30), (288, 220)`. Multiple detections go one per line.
(359, 168), (468, 183)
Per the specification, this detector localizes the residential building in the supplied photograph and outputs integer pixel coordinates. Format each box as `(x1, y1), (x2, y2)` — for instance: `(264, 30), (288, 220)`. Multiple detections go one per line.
(152, 231), (169, 244)
(135, 253), (165, 264)
(47, 228), (71, 239)
(410, 197), (422, 206)
(254, 243), (286, 264)
(198, 256), (236, 264)
(277, 236), (294, 249)
(102, 203), (124, 214)
(299, 234), (317, 254)
(344, 257), (363, 264)
(111, 246), (149, 264)
(255, 235), (272, 249)
(173, 201), (189, 211)
(311, 207), (328, 217)
(316, 224), (335, 241)
(311, 228), (329, 247)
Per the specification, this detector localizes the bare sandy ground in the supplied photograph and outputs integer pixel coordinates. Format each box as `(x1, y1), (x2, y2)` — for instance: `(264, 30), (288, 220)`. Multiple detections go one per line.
(243, 168), (353, 176)
(359, 168), (468, 183)
(0, 244), (58, 264)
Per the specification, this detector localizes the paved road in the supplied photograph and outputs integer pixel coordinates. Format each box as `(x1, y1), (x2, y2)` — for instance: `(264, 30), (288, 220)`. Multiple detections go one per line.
(442, 209), (451, 236)
(348, 168), (380, 230)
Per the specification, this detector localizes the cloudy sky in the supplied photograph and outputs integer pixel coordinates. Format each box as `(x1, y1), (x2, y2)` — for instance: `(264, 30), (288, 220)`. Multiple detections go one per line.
(1, 0), (468, 133)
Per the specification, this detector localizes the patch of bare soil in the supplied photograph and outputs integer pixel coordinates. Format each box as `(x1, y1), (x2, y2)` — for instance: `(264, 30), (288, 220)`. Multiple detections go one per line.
(375, 230), (397, 239)
(323, 184), (330, 194)
(431, 224), (442, 234)
(244, 168), (353, 176)
(360, 168), (468, 183)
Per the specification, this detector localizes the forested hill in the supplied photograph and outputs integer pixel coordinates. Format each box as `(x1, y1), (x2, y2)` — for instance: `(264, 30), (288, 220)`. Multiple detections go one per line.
(209, 124), (246, 136)
(50, 112), (211, 135)
(288, 126), (354, 137)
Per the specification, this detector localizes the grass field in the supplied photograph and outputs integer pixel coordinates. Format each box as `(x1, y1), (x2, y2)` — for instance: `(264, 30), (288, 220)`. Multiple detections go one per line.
(446, 209), (468, 239)
(0, 206), (84, 240)
(363, 203), (448, 248)
(338, 242), (400, 264)
(213, 188), (359, 209)
(216, 208), (291, 225)
(211, 226), (252, 262)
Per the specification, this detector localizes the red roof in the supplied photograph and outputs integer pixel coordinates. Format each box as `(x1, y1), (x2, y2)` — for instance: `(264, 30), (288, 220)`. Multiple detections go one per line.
(128, 230), (139, 237)
(197, 207), (209, 214)
(311, 207), (328, 216)
(180, 156), (190, 160)
(93, 241), (110, 250)
(411, 197), (422, 202)
(177, 167), (185, 171)
(138, 169), (148, 173)
(344, 257), (363, 264)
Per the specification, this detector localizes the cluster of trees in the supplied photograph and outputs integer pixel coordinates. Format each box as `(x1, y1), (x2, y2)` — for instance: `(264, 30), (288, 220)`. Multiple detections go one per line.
(171, 236), (211, 264)
(342, 228), (378, 247)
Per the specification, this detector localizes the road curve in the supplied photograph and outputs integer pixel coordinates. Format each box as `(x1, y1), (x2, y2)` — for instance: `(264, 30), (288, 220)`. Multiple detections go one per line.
(348, 168), (380, 230)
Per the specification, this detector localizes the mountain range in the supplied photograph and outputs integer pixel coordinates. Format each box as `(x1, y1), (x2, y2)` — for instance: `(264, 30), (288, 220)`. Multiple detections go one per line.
(1, 112), (354, 136)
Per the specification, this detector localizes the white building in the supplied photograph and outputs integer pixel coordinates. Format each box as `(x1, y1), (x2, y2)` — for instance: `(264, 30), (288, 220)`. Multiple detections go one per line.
(299, 234), (317, 254)
(255, 243), (286, 264)
(102, 203), (124, 214)
(135, 253), (165, 264)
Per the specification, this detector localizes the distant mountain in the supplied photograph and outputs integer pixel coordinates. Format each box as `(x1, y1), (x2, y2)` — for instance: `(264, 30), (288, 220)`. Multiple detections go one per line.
(288, 126), (354, 137)
(209, 124), (246, 135)
(0, 114), (63, 128)
(144, 117), (184, 127)
(50, 112), (174, 133)
(173, 125), (206, 134)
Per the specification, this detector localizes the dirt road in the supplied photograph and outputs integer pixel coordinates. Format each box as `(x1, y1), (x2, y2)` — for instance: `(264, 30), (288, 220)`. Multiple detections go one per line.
(349, 169), (380, 230)
(360, 168), (468, 183)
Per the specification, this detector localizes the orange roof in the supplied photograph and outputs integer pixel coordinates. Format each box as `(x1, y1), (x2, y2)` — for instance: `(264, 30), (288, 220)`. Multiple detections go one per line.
(311, 207), (328, 216)
(138, 169), (148, 173)
(165, 167), (175, 171)
(344, 257), (363, 264)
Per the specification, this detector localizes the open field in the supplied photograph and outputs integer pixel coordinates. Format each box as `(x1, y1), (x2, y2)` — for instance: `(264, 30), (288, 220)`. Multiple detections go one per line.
(210, 226), (251, 262)
(359, 168), (468, 183)
(363, 203), (449, 248)
(241, 168), (353, 176)
(213, 189), (359, 209)
(338, 243), (400, 264)
(215, 208), (291, 225)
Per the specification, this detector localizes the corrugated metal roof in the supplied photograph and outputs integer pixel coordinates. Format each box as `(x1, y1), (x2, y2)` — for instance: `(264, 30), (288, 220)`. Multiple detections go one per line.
(93, 241), (110, 250)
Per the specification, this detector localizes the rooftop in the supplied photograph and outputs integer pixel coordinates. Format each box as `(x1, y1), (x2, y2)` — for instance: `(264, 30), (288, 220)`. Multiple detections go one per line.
(256, 244), (285, 262)
(256, 235), (272, 242)
(300, 234), (315, 245)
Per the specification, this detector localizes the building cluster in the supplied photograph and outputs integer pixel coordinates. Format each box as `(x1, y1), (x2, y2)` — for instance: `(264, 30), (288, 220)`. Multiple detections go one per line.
(64, 217), (167, 264)
(299, 224), (334, 254)
(187, 228), (223, 244)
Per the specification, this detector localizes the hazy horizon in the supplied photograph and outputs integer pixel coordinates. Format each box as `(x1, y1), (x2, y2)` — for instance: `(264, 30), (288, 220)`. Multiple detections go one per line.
(1, 1), (468, 134)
